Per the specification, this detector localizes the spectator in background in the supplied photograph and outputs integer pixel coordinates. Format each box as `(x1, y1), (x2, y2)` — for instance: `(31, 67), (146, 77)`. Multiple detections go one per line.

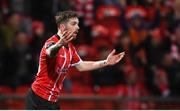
(0, 12), (22, 88)
(143, 28), (170, 95)
(0, 0), (11, 16)
(113, 32), (134, 65)
(170, 23), (180, 62)
(117, 65), (150, 109)
(145, 28), (168, 67)
(0, 12), (21, 50)
(161, 24), (180, 96)
(145, 0), (161, 29)
(126, 17), (148, 68)
(173, 0), (180, 20)
(10, 0), (31, 16)
(125, 6), (150, 68)
(52, 0), (76, 14)
(0, 31), (34, 88)
(125, 6), (148, 47)
(0, 11), (5, 52)
(12, 31), (35, 87)
(168, 0), (180, 32)
(153, 68), (170, 97)
(30, 21), (45, 71)
(0, 11), (4, 83)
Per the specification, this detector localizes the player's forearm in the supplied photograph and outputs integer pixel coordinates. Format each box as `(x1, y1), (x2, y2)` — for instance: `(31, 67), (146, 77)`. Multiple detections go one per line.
(76, 60), (108, 71)
(46, 43), (62, 57)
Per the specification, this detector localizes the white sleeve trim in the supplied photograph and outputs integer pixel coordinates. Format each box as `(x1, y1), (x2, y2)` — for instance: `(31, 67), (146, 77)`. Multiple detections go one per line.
(71, 60), (83, 67)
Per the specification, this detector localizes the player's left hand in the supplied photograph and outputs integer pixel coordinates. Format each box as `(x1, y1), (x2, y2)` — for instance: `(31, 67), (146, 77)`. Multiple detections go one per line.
(106, 49), (125, 66)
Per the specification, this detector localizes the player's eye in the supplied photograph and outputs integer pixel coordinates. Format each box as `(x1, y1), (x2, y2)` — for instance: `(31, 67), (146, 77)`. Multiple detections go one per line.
(71, 21), (78, 26)
(72, 23), (76, 26)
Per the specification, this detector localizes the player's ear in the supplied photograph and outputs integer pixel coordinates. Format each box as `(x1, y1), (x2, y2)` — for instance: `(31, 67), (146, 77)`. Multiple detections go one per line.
(59, 24), (65, 32)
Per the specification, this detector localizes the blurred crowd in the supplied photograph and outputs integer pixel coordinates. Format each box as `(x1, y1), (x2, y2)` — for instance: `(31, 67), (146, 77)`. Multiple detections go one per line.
(0, 0), (180, 109)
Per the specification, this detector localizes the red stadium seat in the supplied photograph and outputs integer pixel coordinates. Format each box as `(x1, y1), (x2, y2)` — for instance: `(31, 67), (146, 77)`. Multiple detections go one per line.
(15, 85), (29, 95)
(0, 85), (13, 94)
(96, 5), (121, 20)
(7, 85), (29, 109)
(98, 86), (118, 96)
(61, 83), (95, 110)
(0, 85), (14, 109)
(96, 86), (119, 109)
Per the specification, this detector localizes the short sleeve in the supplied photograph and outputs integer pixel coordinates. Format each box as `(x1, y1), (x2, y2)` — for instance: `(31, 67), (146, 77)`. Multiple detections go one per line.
(70, 44), (82, 67)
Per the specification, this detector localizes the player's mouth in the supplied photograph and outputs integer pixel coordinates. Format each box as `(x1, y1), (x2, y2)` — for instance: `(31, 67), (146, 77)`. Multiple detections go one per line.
(74, 30), (78, 35)
(73, 30), (78, 37)
(71, 30), (78, 39)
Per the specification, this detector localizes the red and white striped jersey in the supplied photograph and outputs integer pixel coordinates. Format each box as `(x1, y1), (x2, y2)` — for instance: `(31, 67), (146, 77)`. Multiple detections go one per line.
(31, 34), (82, 102)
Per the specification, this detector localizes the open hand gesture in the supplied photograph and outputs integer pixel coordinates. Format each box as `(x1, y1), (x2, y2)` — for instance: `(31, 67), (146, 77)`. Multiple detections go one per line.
(106, 49), (125, 65)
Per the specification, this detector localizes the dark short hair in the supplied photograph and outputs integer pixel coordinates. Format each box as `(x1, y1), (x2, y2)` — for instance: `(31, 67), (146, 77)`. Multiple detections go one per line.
(55, 11), (78, 25)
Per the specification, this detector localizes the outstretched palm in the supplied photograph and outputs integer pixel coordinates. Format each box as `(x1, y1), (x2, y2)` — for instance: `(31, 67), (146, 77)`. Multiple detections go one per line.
(106, 49), (125, 65)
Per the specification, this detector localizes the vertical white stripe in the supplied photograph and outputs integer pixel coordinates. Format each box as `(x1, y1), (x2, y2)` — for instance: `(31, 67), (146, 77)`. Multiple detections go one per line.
(69, 44), (72, 67)
(48, 47), (67, 101)
(36, 59), (41, 76)
(37, 64), (40, 76)
(74, 46), (82, 61)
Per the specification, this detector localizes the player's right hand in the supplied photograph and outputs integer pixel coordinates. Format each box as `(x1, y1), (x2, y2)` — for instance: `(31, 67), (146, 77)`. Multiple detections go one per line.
(57, 30), (74, 46)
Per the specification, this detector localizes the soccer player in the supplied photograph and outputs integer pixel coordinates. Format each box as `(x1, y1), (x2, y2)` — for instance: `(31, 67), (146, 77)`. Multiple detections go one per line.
(25, 11), (125, 110)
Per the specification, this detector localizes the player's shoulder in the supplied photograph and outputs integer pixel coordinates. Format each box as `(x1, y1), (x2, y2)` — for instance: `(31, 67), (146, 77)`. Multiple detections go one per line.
(68, 42), (78, 52)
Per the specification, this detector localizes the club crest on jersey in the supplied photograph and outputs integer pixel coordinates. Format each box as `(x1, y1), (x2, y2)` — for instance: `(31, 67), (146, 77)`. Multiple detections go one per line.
(56, 67), (68, 74)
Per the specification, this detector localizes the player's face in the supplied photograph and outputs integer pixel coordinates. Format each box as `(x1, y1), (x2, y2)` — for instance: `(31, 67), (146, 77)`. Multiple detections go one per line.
(64, 17), (79, 39)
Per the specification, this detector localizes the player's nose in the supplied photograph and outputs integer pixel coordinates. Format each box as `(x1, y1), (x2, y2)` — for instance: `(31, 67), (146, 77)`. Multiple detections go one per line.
(76, 25), (79, 30)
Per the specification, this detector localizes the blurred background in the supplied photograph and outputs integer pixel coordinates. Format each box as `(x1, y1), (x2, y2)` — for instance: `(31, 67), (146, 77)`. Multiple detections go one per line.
(0, 0), (180, 110)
